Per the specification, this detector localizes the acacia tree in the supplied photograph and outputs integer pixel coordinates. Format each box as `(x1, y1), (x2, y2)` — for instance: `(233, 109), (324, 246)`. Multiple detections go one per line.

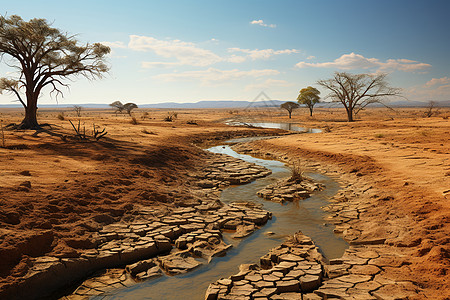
(280, 101), (299, 119)
(110, 100), (124, 114)
(0, 15), (110, 129)
(123, 103), (138, 115)
(317, 72), (402, 122)
(297, 86), (320, 117)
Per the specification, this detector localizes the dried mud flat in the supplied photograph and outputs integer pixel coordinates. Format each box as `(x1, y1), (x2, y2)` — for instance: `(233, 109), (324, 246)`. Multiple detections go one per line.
(0, 107), (449, 299)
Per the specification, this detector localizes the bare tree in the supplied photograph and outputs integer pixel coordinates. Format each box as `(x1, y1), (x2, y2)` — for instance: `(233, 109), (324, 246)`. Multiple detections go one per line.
(317, 72), (402, 122)
(0, 15), (110, 129)
(297, 86), (320, 117)
(73, 105), (82, 117)
(280, 101), (299, 119)
(424, 101), (437, 117)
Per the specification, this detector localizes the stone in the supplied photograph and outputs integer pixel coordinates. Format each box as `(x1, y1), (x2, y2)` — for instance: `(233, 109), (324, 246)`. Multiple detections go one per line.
(350, 264), (381, 275)
(299, 274), (321, 292)
(336, 274), (372, 284)
(276, 280), (300, 293)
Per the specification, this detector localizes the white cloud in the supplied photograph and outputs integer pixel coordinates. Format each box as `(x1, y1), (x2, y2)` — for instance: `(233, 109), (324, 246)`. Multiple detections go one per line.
(101, 41), (127, 49)
(128, 35), (222, 66)
(227, 55), (247, 63)
(250, 19), (276, 28)
(153, 68), (280, 85)
(141, 62), (182, 68)
(425, 77), (450, 87)
(228, 48), (299, 61)
(245, 78), (294, 91)
(295, 52), (431, 72)
(405, 77), (450, 101)
(306, 55), (315, 60)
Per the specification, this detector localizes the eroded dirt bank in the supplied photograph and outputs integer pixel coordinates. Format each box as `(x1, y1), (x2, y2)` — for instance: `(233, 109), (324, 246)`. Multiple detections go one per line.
(0, 109), (286, 299)
(230, 116), (449, 299)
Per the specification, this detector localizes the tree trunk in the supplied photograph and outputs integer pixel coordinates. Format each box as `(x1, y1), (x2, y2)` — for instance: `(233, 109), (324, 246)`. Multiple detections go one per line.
(346, 107), (354, 122)
(18, 96), (40, 129)
(309, 106), (313, 117)
(288, 111), (292, 119)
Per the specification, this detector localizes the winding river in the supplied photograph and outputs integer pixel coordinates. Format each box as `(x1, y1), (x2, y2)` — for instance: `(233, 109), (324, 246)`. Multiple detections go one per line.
(97, 124), (347, 300)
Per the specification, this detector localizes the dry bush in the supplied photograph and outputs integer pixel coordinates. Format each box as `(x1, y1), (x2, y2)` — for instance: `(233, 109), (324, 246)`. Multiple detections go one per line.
(130, 116), (139, 125)
(289, 161), (303, 182)
(57, 112), (65, 120)
(0, 120), (5, 148)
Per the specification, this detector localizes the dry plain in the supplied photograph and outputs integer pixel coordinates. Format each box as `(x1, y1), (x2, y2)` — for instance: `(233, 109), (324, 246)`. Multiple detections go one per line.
(0, 106), (448, 299)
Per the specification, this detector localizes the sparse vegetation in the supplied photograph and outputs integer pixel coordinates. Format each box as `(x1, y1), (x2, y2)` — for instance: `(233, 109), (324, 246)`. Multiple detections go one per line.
(317, 72), (402, 122)
(289, 161), (303, 182)
(141, 111), (149, 120)
(374, 133), (385, 138)
(0, 15), (110, 129)
(280, 102), (299, 119)
(1, 120), (5, 147)
(424, 101), (438, 118)
(110, 101), (138, 115)
(130, 116), (139, 125)
(73, 105), (82, 117)
(68, 120), (107, 141)
(164, 112), (178, 122)
(297, 86), (320, 117)
(57, 112), (65, 120)
(186, 120), (198, 125)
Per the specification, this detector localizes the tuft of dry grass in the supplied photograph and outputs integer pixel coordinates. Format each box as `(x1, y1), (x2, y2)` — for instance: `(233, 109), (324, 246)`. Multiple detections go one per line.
(289, 161), (303, 182)
(130, 116), (138, 125)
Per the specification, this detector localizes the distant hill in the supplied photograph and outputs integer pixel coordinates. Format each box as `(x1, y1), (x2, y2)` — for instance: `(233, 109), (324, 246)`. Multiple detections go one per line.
(0, 99), (448, 109)
(140, 100), (285, 109)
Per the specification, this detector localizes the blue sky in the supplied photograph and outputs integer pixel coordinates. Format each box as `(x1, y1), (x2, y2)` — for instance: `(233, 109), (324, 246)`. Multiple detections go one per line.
(1, 0), (449, 104)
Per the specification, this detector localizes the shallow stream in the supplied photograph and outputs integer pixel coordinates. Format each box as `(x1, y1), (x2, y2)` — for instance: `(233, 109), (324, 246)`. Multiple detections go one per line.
(102, 139), (347, 299)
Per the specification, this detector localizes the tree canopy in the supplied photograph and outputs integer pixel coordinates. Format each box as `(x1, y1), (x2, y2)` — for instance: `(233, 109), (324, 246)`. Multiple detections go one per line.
(0, 15), (110, 129)
(280, 101), (299, 119)
(109, 101), (138, 115)
(317, 72), (401, 122)
(297, 86), (320, 117)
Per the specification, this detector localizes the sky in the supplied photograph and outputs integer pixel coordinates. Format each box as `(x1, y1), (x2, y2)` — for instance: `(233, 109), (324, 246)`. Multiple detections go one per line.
(1, 0), (450, 105)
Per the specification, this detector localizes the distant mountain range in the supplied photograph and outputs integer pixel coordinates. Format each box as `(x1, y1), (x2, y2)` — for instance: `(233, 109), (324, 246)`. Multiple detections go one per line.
(0, 99), (449, 109)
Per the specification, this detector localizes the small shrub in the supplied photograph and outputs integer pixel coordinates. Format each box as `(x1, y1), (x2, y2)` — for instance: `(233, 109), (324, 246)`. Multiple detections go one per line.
(323, 124), (331, 132)
(73, 105), (82, 117)
(0, 120), (5, 148)
(374, 133), (384, 138)
(141, 111), (149, 120)
(57, 112), (65, 120)
(164, 112), (178, 122)
(130, 116), (138, 125)
(289, 161), (303, 182)
(186, 120), (198, 125)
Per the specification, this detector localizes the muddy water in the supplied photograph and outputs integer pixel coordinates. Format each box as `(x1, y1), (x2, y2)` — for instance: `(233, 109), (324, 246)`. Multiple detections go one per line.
(225, 121), (322, 133)
(101, 145), (346, 300)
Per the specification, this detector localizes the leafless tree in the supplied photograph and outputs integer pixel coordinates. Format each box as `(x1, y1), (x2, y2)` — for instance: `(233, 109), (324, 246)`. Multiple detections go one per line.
(73, 105), (82, 117)
(424, 101), (437, 117)
(317, 72), (402, 122)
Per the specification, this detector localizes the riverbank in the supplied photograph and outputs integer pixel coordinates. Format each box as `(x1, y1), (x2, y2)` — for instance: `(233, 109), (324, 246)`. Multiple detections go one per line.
(230, 113), (449, 299)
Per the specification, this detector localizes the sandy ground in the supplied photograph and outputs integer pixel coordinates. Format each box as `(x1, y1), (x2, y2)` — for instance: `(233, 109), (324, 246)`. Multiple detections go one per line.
(0, 106), (449, 298)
